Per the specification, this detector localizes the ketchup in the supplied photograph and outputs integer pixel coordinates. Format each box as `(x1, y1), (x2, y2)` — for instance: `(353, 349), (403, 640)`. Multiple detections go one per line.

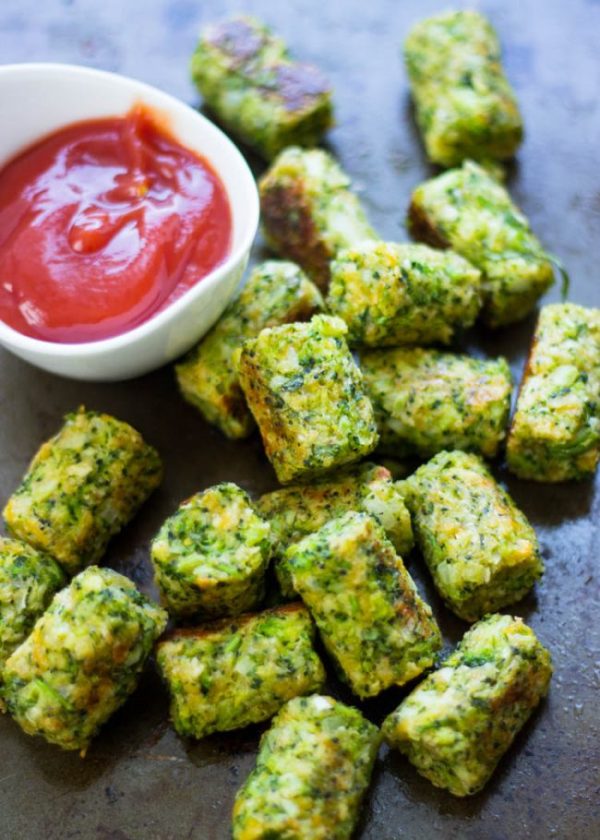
(0, 106), (232, 343)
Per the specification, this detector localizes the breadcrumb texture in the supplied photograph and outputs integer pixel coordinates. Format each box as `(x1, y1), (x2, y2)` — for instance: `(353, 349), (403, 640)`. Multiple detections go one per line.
(405, 10), (523, 166)
(176, 260), (323, 439)
(327, 240), (482, 347)
(2, 566), (167, 752)
(238, 315), (378, 484)
(232, 694), (380, 839)
(409, 161), (554, 327)
(191, 15), (333, 160)
(382, 614), (552, 796)
(259, 147), (377, 289)
(151, 483), (272, 619)
(286, 512), (441, 697)
(360, 346), (512, 459)
(507, 303), (600, 481)
(257, 462), (413, 598)
(404, 450), (543, 621)
(156, 603), (325, 739)
(3, 408), (162, 575)
(0, 537), (65, 669)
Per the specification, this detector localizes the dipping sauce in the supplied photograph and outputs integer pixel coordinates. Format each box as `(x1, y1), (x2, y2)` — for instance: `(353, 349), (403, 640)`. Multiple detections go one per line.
(0, 106), (232, 343)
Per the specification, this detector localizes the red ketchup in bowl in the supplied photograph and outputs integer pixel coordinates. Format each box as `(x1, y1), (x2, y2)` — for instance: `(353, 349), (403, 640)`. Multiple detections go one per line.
(0, 106), (232, 343)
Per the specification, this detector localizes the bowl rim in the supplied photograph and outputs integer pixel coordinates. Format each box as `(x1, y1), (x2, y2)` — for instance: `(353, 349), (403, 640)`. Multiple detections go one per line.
(0, 61), (259, 358)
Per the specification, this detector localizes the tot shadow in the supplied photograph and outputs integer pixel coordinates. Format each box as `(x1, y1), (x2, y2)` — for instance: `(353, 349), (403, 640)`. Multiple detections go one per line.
(382, 696), (550, 820)
(353, 754), (386, 838)
(462, 310), (537, 367)
(183, 720), (267, 780)
(17, 665), (171, 793)
(398, 94), (436, 178)
(499, 464), (596, 526)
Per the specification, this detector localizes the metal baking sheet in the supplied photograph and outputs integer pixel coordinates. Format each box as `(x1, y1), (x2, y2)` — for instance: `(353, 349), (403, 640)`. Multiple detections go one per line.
(0, 1), (598, 838)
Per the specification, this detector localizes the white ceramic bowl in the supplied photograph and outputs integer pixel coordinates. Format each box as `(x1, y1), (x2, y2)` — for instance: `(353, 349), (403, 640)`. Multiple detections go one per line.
(0, 63), (259, 381)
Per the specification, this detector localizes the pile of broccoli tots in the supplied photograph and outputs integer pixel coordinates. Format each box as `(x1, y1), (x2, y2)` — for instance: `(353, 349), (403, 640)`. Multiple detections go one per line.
(1, 10), (599, 839)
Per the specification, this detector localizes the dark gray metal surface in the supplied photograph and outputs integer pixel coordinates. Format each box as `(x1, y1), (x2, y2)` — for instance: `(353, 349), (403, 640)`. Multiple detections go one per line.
(0, 1), (598, 838)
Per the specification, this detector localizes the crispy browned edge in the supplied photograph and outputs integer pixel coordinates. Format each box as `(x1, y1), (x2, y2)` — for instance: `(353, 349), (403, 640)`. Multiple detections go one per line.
(260, 181), (332, 291)
(237, 347), (294, 474)
(178, 282), (321, 437)
(408, 197), (504, 325)
(488, 663), (545, 714)
(206, 17), (330, 111)
(270, 63), (332, 112)
(204, 16), (265, 66)
(218, 292), (319, 426)
(219, 390), (252, 431)
(156, 601), (307, 647)
(276, 295), (323, 327)
(407, 198), (450, 250)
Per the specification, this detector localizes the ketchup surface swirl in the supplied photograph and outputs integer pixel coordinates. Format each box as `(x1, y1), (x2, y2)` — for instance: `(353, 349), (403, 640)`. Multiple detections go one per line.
(0, 106), (232, 343)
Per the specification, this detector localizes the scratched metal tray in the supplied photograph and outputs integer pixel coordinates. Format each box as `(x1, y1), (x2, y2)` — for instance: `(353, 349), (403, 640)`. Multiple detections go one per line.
(0, 1), (598, 838)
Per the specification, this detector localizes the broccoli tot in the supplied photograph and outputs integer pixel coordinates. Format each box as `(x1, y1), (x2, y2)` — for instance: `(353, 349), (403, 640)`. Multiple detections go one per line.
(382, 614), (552, 796)
(328, 241), (482, 347)
(409, 160), (555, 327)
(1, 566), (167, 753)
(0, 537), (65, 670)
(360, 346), (512, 459)
(404, 10), (523, 167)
(151, 483), (272, 620)
(507, 303), (600, 481)
(232, 694), (381, 840)
(257, 462), (413, 598)
(156, 603), (325, 739)
(403, 450), (543, 621)
(239, 315), (378, 484)
(191, 16), (333, 160)
(175, 260), (323, 439)
(286, 512), (441, 698)
(3, 408), (162, 576)
(259, 147), (378, 289)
